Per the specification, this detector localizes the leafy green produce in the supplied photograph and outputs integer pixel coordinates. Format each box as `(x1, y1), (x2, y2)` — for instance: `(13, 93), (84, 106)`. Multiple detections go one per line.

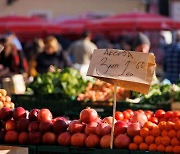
(27, 67), (89, 98)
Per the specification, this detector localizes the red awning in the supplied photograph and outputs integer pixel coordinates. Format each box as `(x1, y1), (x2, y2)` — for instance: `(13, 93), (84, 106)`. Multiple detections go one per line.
(87, 12), (177, 32)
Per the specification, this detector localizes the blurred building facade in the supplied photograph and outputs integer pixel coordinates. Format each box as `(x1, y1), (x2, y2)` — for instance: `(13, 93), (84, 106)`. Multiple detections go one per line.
(0, 0), (145, 18)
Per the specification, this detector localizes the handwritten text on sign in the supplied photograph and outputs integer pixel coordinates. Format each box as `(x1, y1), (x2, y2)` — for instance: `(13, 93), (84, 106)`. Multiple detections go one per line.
(87, 49), (156, 94)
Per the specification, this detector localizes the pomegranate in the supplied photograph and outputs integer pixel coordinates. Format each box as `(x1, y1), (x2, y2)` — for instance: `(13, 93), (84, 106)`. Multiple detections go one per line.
(68, 120), (85, 134)
(114, 134), (131, 148)
(127, 122), (140, 137)
(85, 134), (100, 148)
(28, 109), (40, 121)
(57, 131), (71, 146)
(0, 107), (13, 121)
(114, 120), (128, 136)
(102, 116), (116, 126)
(85, 122), (98, 135)
(95, 122), (111, 136)
(39, 120), (53, 133)
(37, 108), (53, 122)
(80, 107), (98, 124)
(130, 112), (147, 126)
(71, 133), (86, 147)
(13, 107), (26, 121)
(17, 118), (30, 132)
(53, 119), (68, 134)
(100, 134), (111, 148)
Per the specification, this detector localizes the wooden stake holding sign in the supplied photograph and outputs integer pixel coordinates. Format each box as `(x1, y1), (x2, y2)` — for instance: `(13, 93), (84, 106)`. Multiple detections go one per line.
(87, 49), (156, 149)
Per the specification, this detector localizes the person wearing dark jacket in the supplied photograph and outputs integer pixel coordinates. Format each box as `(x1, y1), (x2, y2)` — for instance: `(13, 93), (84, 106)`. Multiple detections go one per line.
(36, 36), (72, 74)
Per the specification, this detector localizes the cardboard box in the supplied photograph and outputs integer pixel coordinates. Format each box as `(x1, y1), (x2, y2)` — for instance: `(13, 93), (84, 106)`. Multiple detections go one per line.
(0, 145), (28, 154)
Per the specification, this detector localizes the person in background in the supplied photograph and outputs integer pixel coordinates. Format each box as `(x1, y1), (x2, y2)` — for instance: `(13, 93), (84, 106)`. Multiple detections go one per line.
(6, 32), (23, 51)
(36, 36), (72, 74)
(164, 31), (180, 84)
(68, 30), (97, 76)
(0, 42), (29, 74)
(132, 32), (150, 53)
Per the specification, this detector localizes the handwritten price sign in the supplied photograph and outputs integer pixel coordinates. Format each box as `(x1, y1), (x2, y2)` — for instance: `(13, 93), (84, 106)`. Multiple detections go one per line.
(87, 49), (156, 94)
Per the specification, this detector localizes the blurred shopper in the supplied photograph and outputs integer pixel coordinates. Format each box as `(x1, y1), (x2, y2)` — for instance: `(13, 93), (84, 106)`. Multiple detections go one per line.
(0, 42), (29, 74)
(164, 31), (180, 84)
(36, 36), (72, 74)
(132, 32), (150, 53)
(68, 30), (97, 75)
(6, 32), (23, 51)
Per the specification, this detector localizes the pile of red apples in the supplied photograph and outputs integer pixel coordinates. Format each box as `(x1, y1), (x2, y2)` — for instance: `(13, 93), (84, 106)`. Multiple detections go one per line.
(0, 106), (147, 148)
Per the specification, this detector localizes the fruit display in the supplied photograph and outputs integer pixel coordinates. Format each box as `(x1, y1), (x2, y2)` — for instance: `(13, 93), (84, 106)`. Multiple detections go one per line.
(0, 89), (14, 109)
(27, 67), (89, 98)
(0, 106), (180, 153)
(77, 79), (131, 102)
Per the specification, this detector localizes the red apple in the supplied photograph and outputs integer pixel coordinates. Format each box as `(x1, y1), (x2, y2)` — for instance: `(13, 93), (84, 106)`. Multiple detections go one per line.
(28, 121), (40, 132)
(0, 107), (13, 121)
(114, 134), (131, 148)
(17, 118), (30, 132)
(5, 130), (19, 143)
(42, 132), (56, 145)
(18, 132), (29, 144)
(28, 109), (40, 121)
(57, 131), (71, 146)
(71, 133), (86, 147)
(95, 122), (111, 136)
(85, 122), (98, 135)
(85, 134), (100, 148)
(5, 119), (16, 131)
(37, 108), (52, 122)
(28, 131), (41, 144)
(127, 122), (140, 137)
(39, 120), (52, 133)
(13, 107), (26, 121)
(53, 119), (68, 134)
(100, 134), (111, 148)
(68, 120), (85, 134)
(114, 120), (128, 136)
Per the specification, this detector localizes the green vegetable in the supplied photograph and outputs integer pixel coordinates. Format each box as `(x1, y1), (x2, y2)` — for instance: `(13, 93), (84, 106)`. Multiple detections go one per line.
(27, 67), (89, 98)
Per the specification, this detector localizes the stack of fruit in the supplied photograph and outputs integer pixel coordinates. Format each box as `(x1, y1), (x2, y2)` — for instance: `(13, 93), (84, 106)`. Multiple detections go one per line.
(77, 80), (130, 102)
(0, 106), (180, 153)
(0, 89), (14, 109)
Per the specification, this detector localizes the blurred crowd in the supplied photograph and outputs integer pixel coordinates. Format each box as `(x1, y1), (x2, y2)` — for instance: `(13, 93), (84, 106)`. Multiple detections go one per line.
(0, 30), (179, 88)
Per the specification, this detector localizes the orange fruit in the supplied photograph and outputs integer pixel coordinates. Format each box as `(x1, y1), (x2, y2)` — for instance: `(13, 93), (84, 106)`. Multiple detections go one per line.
(171, 137), (180, 146)
(0, 89), (7, 96)
(133, 135), (143, 145)
(157, 144), (165, 152)
(161, 130), (168, 136)
(128, 143), (138, 151)
(174, 120), (180, 131)
(155, 136), (162, 145)
(140, 127), (149, 137)
(173, 146), (180, 154)
(151, 127), (160, 137)
(165, 121), (175, 131)
(168, 129), (177, 138)
(161, 136), (171, 146)
(143, 121), (156, 130)
(158, 121), (166, 130)
(165, 145), (173, 153)
(145, 135), (155, 145)
(5, 96), (11, 102)
(139, 143), (148, 151)
(177, 130), (180, 140)
(148, 143), (157, 151)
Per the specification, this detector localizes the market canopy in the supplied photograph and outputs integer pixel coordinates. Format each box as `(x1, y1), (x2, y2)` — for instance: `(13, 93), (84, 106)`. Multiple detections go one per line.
(87, 12), (179, 32)
(0, 15), (62, 38)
